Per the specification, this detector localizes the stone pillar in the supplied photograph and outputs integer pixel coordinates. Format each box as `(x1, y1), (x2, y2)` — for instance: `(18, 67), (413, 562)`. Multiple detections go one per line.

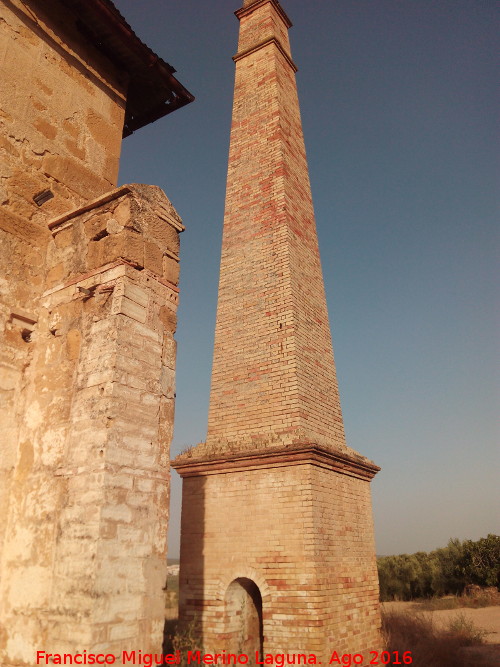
(0, 184), (182, 665)
(173, 1), (382, 660)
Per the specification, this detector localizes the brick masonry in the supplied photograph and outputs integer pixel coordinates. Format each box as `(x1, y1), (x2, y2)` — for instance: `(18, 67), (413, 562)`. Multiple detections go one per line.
(173, 1), (382, 660)
(204, 0), (348, 455)
(176, 452), (380, 659)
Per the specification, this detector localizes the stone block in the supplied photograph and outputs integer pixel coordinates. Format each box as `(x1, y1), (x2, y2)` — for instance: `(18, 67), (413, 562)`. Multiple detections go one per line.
(163, 255), (180, 285)
(43, 154), (110, 199)
(102, 231), (145, 267)
(123, 282), (148, 308)
(144, 241), (164, 275)
(113, 199), (130, 225)
(0, 208), (50, 245)
(160, 366), (175, 398)
(111, 295), (147, 323)
(158, 304), (176, 332)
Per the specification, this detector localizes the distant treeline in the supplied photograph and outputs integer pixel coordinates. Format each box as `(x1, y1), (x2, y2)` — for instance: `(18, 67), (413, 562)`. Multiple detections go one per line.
(377, 534), (500, 601)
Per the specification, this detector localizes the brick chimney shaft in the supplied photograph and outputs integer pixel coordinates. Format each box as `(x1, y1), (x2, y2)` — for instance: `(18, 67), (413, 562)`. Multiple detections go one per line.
(206, 0), (348, 453)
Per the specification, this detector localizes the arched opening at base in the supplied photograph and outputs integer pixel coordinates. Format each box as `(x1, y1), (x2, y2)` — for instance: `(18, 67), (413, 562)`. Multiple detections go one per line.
(224, 578), (263, 660)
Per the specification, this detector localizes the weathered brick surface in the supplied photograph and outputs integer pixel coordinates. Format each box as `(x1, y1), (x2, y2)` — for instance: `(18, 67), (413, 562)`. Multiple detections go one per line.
(174, 1), (381, 659)
(177, 454), (381, 660)
(206, 0), (346, 453)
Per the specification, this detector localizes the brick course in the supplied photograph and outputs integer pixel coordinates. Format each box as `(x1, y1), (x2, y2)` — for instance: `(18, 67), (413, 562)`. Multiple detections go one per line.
(177, 454), (380, 659)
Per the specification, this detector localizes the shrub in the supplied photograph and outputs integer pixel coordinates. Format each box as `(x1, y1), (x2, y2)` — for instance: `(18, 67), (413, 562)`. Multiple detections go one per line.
(163, 617), (203, 665)
(382, 609), (485, 666)
(447, 613), (487, 646)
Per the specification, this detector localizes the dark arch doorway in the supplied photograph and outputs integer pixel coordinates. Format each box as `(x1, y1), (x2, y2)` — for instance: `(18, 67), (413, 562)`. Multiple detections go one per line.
(224, 578), (263, 660)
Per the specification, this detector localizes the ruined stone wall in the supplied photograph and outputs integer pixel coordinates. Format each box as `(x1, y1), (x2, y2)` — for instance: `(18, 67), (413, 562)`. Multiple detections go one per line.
(0, 0), (127, 569)
(0, 3), (184, 662)
(0, 185), (182, 664)
(177, 454), (381, 661)
(0, 0), (125, 221)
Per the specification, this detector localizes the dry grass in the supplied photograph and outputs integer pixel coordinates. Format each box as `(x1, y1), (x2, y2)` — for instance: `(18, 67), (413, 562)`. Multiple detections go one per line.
(418, 588), (500, 611)
(382, 608), (489, 666)
(447, 613), (488, 644)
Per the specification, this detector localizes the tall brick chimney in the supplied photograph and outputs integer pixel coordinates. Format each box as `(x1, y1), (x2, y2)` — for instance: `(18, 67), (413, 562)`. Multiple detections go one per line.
(173, 0), (382, 656)
(206, 0), (347, 453)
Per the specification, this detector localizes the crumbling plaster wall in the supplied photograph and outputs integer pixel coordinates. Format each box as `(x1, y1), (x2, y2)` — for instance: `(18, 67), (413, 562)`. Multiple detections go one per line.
(0, 0), (127, 565)
(0, 2), (183, 663)
(1, 185), (183, 664)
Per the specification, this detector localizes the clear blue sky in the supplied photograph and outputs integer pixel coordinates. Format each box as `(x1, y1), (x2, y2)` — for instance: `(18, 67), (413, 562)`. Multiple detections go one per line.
(113, 0), (499, 557)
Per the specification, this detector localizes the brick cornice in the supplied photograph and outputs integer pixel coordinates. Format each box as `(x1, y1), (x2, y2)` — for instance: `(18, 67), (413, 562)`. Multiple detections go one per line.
(233, 36), (298, 72)
(172, 444), (380, 481)
(235, 0), (292, 29)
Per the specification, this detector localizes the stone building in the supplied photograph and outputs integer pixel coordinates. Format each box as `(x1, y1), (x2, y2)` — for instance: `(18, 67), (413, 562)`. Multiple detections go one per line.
(0, 0), (192, 664)
(173, 0), (381, 660)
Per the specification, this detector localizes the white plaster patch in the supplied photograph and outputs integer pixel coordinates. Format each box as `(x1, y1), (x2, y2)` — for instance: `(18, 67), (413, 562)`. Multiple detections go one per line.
(24, 400), (44, 430)
(8, 565), (51, 608)
(7, 525), (34, 561)
(6, 632), (36, 663)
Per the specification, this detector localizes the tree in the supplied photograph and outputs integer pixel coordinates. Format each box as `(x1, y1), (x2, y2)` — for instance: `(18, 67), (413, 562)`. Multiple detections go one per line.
(377, 535), (500, 601)
(460, 534), (500, 588)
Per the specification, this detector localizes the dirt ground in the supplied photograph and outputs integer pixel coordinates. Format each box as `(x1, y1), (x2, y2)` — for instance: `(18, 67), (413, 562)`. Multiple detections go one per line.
(382, 601), (500, 644)
(168, 600), (500, 641)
